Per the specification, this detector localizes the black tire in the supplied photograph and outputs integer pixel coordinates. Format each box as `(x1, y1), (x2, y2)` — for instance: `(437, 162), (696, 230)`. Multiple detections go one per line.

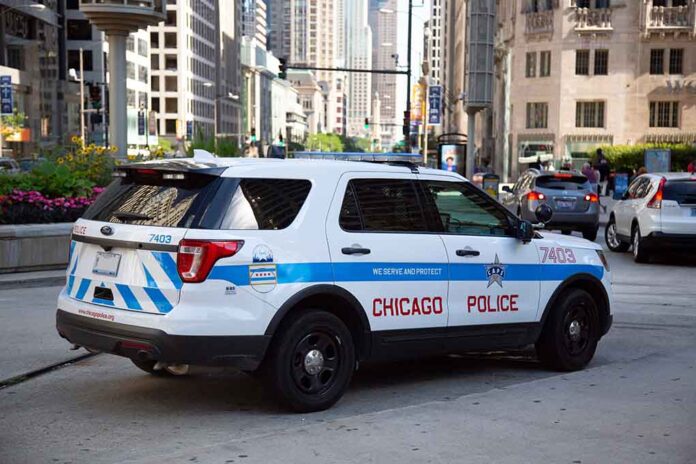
(536, 288), (600, 371)
(263, 310), (355, 413)
(632, 226), (650, 263)
(582, 226), (598, 242)
(130, 359), (171, 377)
(605, 217), (629, 252)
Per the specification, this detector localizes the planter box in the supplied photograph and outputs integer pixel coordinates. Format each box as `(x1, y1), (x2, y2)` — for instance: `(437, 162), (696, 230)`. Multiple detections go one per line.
(0, 223), (73, 274)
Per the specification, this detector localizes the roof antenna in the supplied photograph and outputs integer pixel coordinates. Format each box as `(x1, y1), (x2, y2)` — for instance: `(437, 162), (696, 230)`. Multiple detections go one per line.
(193, 149), (216, 162)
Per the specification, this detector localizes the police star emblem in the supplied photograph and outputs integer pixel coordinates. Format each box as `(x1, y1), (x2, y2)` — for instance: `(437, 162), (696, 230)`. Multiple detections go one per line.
(485, 254), (506, 288)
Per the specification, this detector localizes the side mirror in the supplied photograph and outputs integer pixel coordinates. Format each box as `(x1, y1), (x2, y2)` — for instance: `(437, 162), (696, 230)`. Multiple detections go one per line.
(516, 220), (535, 243)
(501, 185), (512, 193)
(535, 204), (553, 224)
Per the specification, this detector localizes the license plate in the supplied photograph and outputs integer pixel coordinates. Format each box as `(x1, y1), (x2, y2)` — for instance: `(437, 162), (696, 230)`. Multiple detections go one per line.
(93, 252), (121, 277)
(556, 200), (575, 210)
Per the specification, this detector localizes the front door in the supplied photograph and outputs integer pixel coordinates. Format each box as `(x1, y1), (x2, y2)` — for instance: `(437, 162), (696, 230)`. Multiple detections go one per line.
(325, 174), (450, 334)
(417, 176), (541, 329)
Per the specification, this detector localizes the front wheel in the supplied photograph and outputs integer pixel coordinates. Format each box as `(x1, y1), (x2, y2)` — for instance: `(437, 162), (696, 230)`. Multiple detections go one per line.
(536, 288), (600, 371)
(605, 217), (629, 252)
(264, 310), (355, 413)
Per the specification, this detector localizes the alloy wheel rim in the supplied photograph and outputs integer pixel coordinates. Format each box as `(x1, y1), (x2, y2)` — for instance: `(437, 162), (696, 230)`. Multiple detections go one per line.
(607, 223), (620, 249)
(291, 331), (340, 395)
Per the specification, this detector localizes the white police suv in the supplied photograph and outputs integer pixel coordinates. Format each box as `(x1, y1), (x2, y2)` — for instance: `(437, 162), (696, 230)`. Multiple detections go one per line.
(57, 153), (613, 412)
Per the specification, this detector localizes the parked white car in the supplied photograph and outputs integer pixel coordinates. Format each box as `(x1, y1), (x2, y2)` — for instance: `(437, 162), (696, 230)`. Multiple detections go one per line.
(605, 172), (696, 263)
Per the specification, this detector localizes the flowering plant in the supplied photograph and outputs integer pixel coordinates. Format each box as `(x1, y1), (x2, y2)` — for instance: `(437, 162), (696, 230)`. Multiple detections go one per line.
(0, 187), (104, 224)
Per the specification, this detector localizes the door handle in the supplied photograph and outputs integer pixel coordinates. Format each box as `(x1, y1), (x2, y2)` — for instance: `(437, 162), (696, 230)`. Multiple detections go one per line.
(456, 249), (480, 257)
(342, 247), (371, 255)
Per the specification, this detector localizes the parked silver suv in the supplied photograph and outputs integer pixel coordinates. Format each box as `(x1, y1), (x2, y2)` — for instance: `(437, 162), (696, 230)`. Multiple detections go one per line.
(502, 169), (600, 241)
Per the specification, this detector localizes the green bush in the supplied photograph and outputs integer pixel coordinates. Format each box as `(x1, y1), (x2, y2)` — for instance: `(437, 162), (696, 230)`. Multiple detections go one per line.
(0, 163), (94, 198)
(595, 144), (696, 172)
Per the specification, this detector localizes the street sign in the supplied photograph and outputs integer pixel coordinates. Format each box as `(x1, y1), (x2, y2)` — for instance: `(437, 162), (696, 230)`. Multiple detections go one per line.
(0, 75), (13, 115)
(428, 86), (442, 126)
(137, 111), (146, 136)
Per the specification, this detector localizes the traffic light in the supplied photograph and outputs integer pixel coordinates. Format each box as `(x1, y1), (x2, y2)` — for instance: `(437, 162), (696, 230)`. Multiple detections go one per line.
(250, 127), (257, 143)
(403, 110), (410, 137)
(279, 58), (287, 80)
(364, 118), (369, 130)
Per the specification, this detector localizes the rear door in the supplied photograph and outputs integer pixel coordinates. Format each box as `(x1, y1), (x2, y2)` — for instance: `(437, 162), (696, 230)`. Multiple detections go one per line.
(67, 168), (222, 314)
(325, 173), (450, 334)
(661, 178), (696, 234)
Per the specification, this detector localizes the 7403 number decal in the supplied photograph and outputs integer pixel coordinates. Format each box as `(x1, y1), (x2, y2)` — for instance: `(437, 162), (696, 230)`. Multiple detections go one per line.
(148, 234), (172, 244)
(539, 246), (576, 264)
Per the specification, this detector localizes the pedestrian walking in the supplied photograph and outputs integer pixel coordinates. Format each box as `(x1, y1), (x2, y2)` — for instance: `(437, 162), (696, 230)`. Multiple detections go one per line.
(599, 159), (610, 196)
(582, 162), (598, 193)
(688, 158), (696, 174)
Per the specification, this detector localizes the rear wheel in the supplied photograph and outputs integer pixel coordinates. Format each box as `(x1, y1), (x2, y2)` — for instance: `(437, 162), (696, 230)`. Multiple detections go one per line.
(605, 217), (629, 252)
(263, 310), (355, 412)
(582, 226), (598, 242)
(632, 226), (650, 263)
(536, 288), (599, 371)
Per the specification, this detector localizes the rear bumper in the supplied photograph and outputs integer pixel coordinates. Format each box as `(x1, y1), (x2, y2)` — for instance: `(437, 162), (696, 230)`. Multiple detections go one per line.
(523, 206), (599, 229)
(56, 309), (270, 371)
(643, 232), (696, 250)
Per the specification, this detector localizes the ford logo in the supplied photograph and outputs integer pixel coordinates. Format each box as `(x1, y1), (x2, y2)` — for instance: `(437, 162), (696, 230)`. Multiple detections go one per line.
(100, 225), (114, 236)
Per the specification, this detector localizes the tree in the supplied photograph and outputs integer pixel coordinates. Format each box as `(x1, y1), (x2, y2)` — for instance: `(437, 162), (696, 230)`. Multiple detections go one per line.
(306, 133), (344, 152)
(0, 111), (26, 155)
(341, 136), (372, 153)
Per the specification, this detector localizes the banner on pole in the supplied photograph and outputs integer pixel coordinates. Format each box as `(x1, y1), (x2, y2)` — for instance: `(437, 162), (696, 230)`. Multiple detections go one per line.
(1, 76), (13, 115)
(428, 86), (442, 126)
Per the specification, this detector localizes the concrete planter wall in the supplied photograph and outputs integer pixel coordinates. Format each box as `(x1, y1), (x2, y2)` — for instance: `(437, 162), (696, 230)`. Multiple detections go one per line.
(0, 223), (73, 274)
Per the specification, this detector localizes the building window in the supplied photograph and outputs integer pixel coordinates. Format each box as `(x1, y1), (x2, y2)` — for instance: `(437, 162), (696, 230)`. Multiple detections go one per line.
(165, 55), (177, 70)
(166, 10), (177, 26)
(649, 101), (679, 128)
(66, 0), (79, 9)
(594, 50), (608, 75)
(575, 50), (589, 75)
(650, 49), (664, 75)
(165, 98), (178, 113)
(165, 76), (177, 92)
(540, 51), (551, 77)
(127, 36), (135, 52)
(526, 52), (537, 78)
(67, 50), (93, 72)
(150, 32), (159, 48)
(138, 65), (148, 84)
(126, 62), (136, 80)
(164, 33), (177, 48)
(165, 119), (177, 135)
(151, 77), (160, 92)
(526, 102), (548, 129)
(127, 89), (136, 108)
(138, 39), (148, 57)
(576, 101), (605, 128)
(67, 20), (92, 41)
(151, 55), (159, 71)
(669, 49), (683, 75)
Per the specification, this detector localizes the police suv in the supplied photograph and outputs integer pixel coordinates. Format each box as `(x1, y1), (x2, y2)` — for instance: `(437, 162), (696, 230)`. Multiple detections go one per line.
(56, 153), (613, 412)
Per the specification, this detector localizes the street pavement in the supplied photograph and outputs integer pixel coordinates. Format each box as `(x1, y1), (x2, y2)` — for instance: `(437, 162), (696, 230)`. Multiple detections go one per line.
(1, 229), (695, 463)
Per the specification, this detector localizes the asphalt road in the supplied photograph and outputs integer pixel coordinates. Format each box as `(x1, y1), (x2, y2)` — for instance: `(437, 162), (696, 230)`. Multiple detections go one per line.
(1, 237), (695, 463)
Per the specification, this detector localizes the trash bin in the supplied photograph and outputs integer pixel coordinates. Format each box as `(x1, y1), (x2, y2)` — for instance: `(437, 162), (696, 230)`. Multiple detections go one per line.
(482, 174), (500, 199)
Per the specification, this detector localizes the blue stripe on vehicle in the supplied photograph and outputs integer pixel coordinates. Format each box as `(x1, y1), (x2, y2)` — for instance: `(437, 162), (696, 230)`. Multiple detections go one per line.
(69, 241), (76, 263)
(143, 287), (173, 313)
(151, 252), (183, 289)
(92, 297), (114, 307)
(115, 284), (142, 311)
(75, 278), (91, 300)
(66, 275), (76, 295)
(143, 265), (158, 288)
(209, 262), (603, 286)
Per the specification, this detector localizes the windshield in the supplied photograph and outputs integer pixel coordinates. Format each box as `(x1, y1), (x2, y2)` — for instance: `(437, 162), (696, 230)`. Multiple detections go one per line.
(663, 180), (696, 205)
(535, 175), (589, 190)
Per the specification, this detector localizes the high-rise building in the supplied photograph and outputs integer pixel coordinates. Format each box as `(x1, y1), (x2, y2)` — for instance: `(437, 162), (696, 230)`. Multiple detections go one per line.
(429, 0), (444, 84)
(150, 0), (242, 151)
(242, 0), (268, 49)
(267, 0), (340, 134)
(368, 0), (398, 148)
(0, 1), (78, 155)
(345, 0), (373, 137)
(482, 0), (696, 180)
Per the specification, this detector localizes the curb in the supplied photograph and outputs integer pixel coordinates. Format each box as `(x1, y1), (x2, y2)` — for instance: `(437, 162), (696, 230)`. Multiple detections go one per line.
(0, 274), (66, 291)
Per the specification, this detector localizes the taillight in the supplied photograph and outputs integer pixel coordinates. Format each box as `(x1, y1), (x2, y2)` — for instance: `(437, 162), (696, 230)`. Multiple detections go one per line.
(584, 192), (599, 203)
(177, 240), (244, 283)
(647, 177), (666, 209)
(527, 191), (546, 201)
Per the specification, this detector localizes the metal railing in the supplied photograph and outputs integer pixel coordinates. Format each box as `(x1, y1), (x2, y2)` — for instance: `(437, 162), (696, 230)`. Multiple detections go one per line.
(525, 10), (554, 35)
(574, 7), (613, 31)
(648, 5), (694, 29)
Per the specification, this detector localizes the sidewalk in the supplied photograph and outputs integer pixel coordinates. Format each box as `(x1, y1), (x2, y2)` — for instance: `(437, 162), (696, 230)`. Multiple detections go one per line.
(0, 269), (66, 291)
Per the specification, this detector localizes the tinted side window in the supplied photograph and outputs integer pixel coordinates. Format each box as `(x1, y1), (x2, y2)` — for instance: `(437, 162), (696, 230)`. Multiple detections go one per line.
(627, 177), (643, 199)
(348, 179), (427, 232)
(422, 181), (513, 237)
(664, 180), (696, 204)
(338, 184), (362, 231)
(635, 178), (653, 199)
(214, 179), (311, 230)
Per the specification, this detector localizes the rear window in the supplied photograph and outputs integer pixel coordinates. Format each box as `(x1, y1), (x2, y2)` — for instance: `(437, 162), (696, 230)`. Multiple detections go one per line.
(663, 180), (696, 205)
(535, 174), (589, 190)
(84, 172), (312, 230)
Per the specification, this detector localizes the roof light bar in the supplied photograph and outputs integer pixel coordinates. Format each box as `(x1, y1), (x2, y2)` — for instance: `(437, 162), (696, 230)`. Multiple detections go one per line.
(293, 152), (423, 163)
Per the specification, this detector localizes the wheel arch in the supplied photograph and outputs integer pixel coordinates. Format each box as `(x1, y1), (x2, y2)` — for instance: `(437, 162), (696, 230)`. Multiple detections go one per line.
(539, 273), (611, 338)
(264, 285), (372, 361)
